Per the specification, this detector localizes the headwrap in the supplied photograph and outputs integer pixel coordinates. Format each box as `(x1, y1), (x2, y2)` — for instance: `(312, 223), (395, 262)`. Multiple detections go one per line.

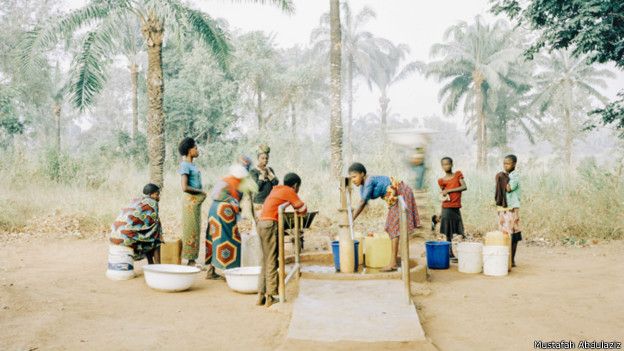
(257, 144), (271, 157)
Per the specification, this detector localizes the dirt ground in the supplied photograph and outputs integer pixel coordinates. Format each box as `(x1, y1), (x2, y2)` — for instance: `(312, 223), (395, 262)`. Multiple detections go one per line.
(413, 239), (624, 351)
(1, 235), (622, 351)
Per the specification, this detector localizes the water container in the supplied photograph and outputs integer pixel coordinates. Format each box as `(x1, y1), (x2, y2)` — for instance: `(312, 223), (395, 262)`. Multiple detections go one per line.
(484, 231), (512, 271)
(160, 239), (182, 265)
(457, 242), (483, 273)
(353, 232), (365, 267)
(483, 245), (509, 276)
(331, 240), (359, 272)
(106, 245), (136, 280)
(241, 232), (262, 267)
(364, 233), (392, 268)
(425, 241), (450, 269)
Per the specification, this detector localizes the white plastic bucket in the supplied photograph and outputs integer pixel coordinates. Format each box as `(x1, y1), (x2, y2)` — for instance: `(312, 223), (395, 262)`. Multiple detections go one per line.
(457, 242), (483, 274)
(106, 245), (136, 280)
(482, 245), (509, 277)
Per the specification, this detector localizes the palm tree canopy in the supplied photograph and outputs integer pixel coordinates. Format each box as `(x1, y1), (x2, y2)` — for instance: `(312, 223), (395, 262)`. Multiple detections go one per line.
(20, 0), (293, 111)
(426, 16), (521, 117)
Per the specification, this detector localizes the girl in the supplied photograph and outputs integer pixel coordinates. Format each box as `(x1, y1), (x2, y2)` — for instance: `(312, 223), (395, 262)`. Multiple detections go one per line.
(496, 154), (521, 267)
(249, 144), (278, 218)
(178, 137), (206, 266)
(107, 184), (163, 280)
(434, 157), (467, 259)
(349, 162), (421, 272)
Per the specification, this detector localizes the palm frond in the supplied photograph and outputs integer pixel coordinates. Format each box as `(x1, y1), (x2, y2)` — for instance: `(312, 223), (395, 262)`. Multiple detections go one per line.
(168, 1), (231, 71)
(18, 1), (118, 70)
(68, 30), (113, 111)
(228, 0), (294, 13)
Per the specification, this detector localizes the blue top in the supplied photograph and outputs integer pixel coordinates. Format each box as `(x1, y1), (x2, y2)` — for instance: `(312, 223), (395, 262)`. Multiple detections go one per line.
(506, 170), (520, 208)
(178, 161), (202, 190)
(360, 175), (391, 203)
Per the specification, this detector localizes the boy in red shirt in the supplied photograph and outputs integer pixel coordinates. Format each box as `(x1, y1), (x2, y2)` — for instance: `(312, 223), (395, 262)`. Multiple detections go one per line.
(433, 157), (467, 259)
(256, 173), (307, 307)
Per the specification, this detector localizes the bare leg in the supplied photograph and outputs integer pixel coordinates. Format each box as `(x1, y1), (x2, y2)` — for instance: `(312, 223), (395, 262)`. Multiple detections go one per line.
(153, 248), (161, 264)
(381, 237), (399, 271)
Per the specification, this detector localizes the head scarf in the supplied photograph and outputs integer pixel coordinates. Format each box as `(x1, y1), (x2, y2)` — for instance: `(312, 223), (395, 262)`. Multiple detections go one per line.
(257, 144), (271, 157)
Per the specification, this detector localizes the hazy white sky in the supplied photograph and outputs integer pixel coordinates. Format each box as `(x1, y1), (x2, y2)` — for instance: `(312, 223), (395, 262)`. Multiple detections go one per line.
(194, 0), (624, 125)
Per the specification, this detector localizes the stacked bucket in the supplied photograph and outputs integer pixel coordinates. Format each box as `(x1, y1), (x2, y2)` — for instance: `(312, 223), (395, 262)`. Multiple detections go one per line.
(425, 231), (511, 276)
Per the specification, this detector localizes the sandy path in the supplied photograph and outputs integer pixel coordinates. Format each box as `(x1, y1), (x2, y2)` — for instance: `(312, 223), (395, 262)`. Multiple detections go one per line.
(0, 238), (293, 351)
(414, 241), (624, 351)
(2, 236), (623, 350)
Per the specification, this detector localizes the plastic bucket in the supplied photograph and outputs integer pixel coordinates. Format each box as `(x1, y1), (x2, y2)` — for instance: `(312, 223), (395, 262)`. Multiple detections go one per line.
(483, 245), (509, 276)
(457, 242), (483, 273)
(425, 241), (450, 269)
(331, 240), (360, 272)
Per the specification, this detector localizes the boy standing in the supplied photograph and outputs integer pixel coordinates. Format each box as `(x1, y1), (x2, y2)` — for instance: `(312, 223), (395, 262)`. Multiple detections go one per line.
(256, 173), (307, 307)
(496, 154), (521, 267)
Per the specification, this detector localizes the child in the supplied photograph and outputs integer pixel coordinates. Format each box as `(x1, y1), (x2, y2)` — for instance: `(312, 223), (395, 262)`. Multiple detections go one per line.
(349, 162), (420, 272)
(178, 137), (207, 267)
(496, 154), (521, 267)
(256, 173), (307, 307)
(434, 157), (467, 259)
(107, 184), (163, 280)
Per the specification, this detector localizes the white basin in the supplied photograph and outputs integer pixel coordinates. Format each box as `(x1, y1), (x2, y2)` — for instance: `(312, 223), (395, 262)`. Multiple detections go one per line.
(386, 128), (437, 147)
(224, 266), (261, 294)
(143, 264), (200, 292)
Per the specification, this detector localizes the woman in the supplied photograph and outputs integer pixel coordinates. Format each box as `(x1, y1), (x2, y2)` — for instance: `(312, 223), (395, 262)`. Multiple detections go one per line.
(205, 164), (251, 279)
(178, 137), (207, 266)
(107, 184), (163, 280)
(349, 162), (421, 272)
(249, 144), (278, 218)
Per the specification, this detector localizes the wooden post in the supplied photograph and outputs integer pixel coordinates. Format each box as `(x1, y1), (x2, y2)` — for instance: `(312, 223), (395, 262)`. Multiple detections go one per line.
(338, 177), (355, 273)
(294, 213), (301, 273)
(399, 196), (411, 304)
(278, 203), (287, 303)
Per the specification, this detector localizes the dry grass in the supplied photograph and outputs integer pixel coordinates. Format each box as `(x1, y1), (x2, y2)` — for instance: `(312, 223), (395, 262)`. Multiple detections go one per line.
(1, 141), (622, 243)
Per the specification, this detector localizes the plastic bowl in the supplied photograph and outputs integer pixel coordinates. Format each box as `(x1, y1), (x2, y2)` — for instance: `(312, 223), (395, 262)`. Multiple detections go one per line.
(143, 264), (200, 292)
(224, 266), (261, 294)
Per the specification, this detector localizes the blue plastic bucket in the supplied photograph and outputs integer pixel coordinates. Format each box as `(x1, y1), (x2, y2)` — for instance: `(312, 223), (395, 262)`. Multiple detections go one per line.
(425, 241), (451, 269)
(331, 240), (360, 272)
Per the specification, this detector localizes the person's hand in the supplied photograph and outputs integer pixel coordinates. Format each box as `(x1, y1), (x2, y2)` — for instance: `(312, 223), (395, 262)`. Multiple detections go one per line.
(441, 190), (449, 196)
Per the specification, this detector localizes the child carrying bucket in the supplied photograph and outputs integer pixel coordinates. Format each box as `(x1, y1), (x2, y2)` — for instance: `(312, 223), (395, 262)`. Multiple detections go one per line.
(495, 154), (521, 267)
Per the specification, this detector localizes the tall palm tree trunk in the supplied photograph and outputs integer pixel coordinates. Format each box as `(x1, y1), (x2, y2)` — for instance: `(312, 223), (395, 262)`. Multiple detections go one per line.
(329, 0), (343, 177)
(290, 102), (296, 138)
(130, 63), (139, 140)
(473, 71), (486, 169)
(564, 107), (573, 166)
(379, 90), (389, 135)
(53, 103), (61, 153)
(256, 86), (263, 130)
(345, 55), (354, 164)
(142, 13), (165, 188)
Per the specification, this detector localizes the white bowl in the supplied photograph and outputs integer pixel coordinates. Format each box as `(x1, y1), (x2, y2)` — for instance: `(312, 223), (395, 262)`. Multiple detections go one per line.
(143, 264), (200, 292)
(224, 266), (261, 294)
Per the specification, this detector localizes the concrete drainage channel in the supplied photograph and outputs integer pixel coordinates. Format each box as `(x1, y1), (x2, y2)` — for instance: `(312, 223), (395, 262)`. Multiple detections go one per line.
(285, 252), (428, 282)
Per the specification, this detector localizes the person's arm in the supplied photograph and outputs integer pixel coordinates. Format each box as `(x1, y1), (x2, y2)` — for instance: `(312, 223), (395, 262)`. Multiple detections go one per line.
(180, 174), (205, 195)
(287, 189), (307, 216)
(268, 168), (278, 185)
(352, 200), (367, 222)
(353, 180), (374, 222)
(443, 179), (467, 195)
(506, 172), (519, 193)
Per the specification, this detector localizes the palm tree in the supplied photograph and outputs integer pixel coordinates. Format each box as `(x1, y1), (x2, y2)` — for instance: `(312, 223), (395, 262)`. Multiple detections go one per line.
(329, 0), (343, 177)
(426, 17), (521, 169)
(531, 49), (614, 165)
(369, 43), (423, 136)
(311, 2), (392, 162)
(118, 16), (145, 140)
(21, 0), (293, 187)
